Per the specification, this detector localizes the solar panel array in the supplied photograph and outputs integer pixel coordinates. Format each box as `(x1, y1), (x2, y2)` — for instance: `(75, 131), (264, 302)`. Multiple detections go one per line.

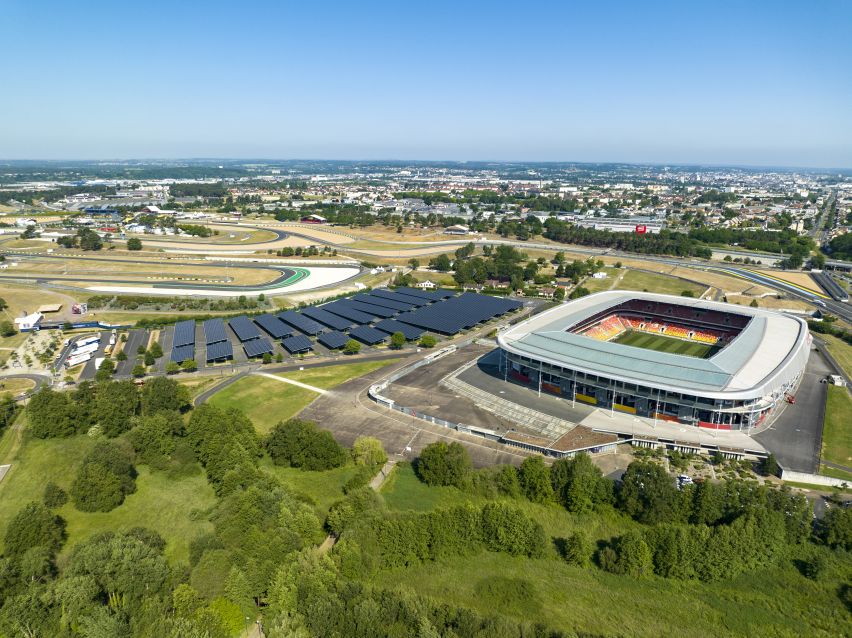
(254, 314), (293, 339)
(173, 320), (196, 348)
(203, 318), (228, 344)
(317, 331), (349, 349)
(373, 319), (424, 340)
(278, 311), (325, 336)
(206, 339), (233, 361)
(349, 326), (388, 345)
(397, 292), (522, 335)
(394, 286), (455, 302)
(282, 335), (313, 353)
(228, 315), (262, 342)
(322, 302), (375, 324)
(344, 299), (396, 318)
(358, 293), (415, 312)
(301, 307), (353, 331)
(244, 337), (274, 358)
(370, 289), (429, 307)
(170, 343), (195, 363)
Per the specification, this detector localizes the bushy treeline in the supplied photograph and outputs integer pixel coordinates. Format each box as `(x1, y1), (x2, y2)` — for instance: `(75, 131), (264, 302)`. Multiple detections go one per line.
(543, 220), (713, 258)
(27, 377), (190, 439)
(808, 318), (852, 347)
(87, 293), (269, 312)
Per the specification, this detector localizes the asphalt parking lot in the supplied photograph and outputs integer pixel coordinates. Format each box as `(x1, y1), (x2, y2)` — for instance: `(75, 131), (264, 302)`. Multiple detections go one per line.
(754, 348), (831, 473)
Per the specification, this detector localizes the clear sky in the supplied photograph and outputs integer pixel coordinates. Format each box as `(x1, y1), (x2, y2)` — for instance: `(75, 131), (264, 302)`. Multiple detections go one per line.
(1, 0), (851, 167)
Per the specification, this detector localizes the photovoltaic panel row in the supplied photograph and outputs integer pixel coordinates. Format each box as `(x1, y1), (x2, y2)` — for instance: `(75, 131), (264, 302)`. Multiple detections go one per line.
(358, 293), (415, 312)
(394, 286), (456, 302)
(370, 288), (430, 307)
(321, 302), (375, 324)
(173, 320), (196, 348)
(317, 331), (349, 349)
(397, 292), (522, 335)
(206, 339), (233, 361)
(282, 335), (313, 353)
(228, 315), (262, 342)
(244, 337), (274, 358)
(254, 314), (293, 339)
(373, 319), (424, 340)
(203, 318), (228, 344)
(343, 299), (396, 318)
(170, 343), (195, 363)
(277, 311), (325, 336)
(301, 306), (353, 331)
(349, 326), (387, 345)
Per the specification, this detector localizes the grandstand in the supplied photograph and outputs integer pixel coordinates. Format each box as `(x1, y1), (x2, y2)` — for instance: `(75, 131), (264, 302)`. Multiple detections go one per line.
(498, 291), (811, 431)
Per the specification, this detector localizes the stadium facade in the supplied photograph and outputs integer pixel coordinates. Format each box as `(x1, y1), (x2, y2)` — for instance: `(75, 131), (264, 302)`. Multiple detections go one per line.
(497, 291), (811, 431)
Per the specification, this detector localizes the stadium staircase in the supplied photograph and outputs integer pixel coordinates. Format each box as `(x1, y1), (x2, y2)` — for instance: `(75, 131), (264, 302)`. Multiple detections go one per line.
(441, 361), (576, 439)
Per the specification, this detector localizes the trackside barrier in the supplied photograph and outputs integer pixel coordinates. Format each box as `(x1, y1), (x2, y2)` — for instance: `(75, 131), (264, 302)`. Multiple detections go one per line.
(781, 469), (851, 488)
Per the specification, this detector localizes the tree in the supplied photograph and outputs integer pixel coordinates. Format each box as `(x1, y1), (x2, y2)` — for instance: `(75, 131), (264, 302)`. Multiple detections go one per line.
(94, 380), (140, 437)
(149, 341), (164, 358)
(618, 461), (682, 524)
(408, 258), (419, 271)
(141, 376), (190, 415)
(0, 320), (16, 338)
(750, 298), (759, 308)
(166, 361), (180, 374)
(262, 352), (272, 364)
(760, 453), (779, 477)
(27, 388), (77, 438)
(820, 506), (852, 550)
(94, 357), (115, 383)
(416, 441), (471, 488)
(116, 350), (128, 362)
(430, 254), (452, 272)
(563, 530), (593, 567)
(126, 237), (143, 250)
(43, 482), (68, 509)
(70, 442), (136, 512)
(551, 452), (610, 512)
(352, 436), (387, 467)
(419, 334), (437, 348)
(553, 287), (566, 302)
(518, 456), (553, 503)
(3, 502), (66, 556)
(390, 331), (406, 349)
(343, 339), (361, 355)
(610, 530), (654, 578)
(181, 359), (198, 372)
(265, 419), (348, 471)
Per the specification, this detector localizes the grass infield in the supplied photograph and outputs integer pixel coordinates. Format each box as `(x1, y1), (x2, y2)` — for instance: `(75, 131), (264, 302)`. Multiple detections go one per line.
(612, 330), (718, 359)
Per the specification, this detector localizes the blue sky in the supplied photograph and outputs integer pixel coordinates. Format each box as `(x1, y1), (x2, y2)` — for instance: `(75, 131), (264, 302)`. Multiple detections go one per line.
(1, 0), (851, 167)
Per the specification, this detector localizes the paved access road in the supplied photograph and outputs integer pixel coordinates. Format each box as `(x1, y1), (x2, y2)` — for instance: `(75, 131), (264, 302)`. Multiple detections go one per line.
(754, 349), (831, 473)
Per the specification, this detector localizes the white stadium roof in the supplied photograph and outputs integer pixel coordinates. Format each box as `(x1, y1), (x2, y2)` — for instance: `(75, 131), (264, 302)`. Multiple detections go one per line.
(498, 291), (810, 400)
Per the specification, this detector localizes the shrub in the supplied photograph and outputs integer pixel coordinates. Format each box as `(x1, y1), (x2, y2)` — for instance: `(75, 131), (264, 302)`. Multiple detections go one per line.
(70, 441), (137, 512)
(43, 482), (68, 509)
(415, 441), (471, 487)
(265, 419), (347, 471)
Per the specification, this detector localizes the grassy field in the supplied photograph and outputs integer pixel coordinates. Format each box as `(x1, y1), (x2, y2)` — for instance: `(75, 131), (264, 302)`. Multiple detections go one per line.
(370, 464), (851, 638)
(582, 267), (620, 293)
(0, 433), (215, 565)
(614, 270), (704, 297)
(0, 377), (36, 396)
(613, 330), (717, 358)
(821, 386), (852, 468)
(208, 376), (318, 433)
(260, 458), (361, 516)
(276, 359), (399, 389)
(817, 333), (852, 379)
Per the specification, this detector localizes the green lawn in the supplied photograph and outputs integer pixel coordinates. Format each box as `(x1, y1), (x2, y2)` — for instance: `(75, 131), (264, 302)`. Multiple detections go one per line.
(821, 386), (852, 468)
(260, 458), (361, 516)
(370, 465), (851, 638)
(208, 376), (318, 434)
(276, 358), (400, 389)
(615, 270), (704, 297)
(613, 330), (717, 358)
(0, 434), (215, 565)
(818, 333), (852, 379)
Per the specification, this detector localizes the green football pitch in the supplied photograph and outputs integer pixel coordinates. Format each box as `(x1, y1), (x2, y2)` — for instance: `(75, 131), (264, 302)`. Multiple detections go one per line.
(612, 330), (719, 359)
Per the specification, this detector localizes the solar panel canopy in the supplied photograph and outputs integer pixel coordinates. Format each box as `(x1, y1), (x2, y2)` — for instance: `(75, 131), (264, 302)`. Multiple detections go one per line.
(301, 307), (353, 331)
(397, 292), (522, 335)
(173, 320), (196, 348)
(206, 339), (233, 361)
(254, 314), (293, 339)
(373, 319), (424, 340)
(321, 302), (376, 324)
(170, 344), (195, 363)
(317, 331), (349, 349)
(244, 337), (274, 357)
(344, 299), (396, 318)
(228, 315), (262, 342)
(203, 318), (228, 344)
(370, 289), (429, 307)
(282, 335), (313, 353)
(277, 311), (325, 336)
(394, 286), (455, 302)
(349, 326), (387, 345)
(359, 293), (415, 312)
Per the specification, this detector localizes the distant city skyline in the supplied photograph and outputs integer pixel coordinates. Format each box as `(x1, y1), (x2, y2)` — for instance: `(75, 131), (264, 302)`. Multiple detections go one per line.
(2, 0), (851, 167)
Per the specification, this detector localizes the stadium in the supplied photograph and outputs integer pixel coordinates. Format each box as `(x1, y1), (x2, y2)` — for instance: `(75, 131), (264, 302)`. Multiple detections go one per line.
(497, 291), (811, 431)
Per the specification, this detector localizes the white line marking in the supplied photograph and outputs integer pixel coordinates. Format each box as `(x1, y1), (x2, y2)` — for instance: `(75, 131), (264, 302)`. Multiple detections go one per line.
(253, 372), (327, 394)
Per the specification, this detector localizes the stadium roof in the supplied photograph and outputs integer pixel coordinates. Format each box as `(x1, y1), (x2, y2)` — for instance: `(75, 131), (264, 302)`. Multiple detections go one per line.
(498, 291), (810, 398)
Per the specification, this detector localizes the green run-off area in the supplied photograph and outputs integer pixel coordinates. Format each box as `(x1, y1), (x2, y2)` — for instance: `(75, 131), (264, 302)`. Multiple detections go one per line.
(613, 330), (719, 359)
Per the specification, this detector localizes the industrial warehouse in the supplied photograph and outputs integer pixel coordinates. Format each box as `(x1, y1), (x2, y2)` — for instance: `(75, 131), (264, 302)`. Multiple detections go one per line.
(497, 291), (812, 432)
